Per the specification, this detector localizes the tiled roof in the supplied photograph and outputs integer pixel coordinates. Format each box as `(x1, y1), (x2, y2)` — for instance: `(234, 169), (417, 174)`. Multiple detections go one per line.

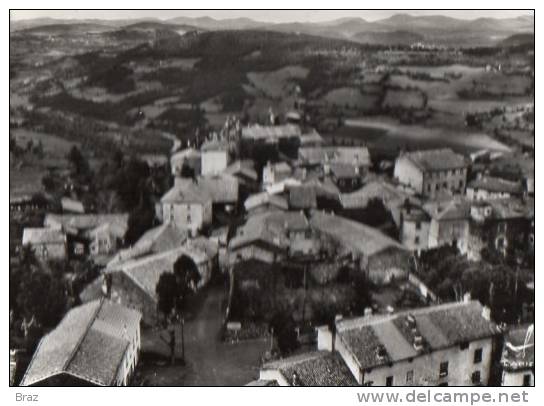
(262, 351), (357, 386)
(161, 180), (212, 204)
(197, 174), (239, 204)
(487, 198), (533, 220)
(402, 148), (467, 171)
(242, 124), (302, 140)
(44, 214), (129, 238)
(22, 228), (65, 245)
(298, 147), (371, 167)
(107, 223), (188, 266)
(244, 192), (289, 212)
(424, 198), (471, 221)
(289, 185), (317, 209)
(309, 211), (407, 257)
(21, 299), (141, 386)
(107, 244), (217, 301)
(336, 301), (499, 371)
(468, 176), (522, 195)
(230, 211), (309, 251)
(340, 180), (415, 210)
(225, 160), (258, 182)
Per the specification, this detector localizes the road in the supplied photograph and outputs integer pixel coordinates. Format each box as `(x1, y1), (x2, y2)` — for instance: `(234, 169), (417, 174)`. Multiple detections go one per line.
(136, 286), (268, 386)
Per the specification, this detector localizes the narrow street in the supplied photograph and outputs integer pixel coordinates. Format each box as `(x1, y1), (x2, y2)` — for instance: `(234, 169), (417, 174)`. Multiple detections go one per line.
(136, 286), (268, 386)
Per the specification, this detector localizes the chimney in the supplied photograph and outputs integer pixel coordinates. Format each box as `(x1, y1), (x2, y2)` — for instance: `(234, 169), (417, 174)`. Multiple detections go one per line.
(482, 306), (491, 321)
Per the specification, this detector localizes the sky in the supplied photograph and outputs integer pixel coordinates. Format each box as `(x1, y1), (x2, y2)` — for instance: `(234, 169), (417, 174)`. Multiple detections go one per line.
(10, 9), (533, 23)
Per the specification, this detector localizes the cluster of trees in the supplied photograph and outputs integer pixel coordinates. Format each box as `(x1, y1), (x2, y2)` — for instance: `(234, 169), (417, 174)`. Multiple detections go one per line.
(418, 246), (533, 324)
(9, 248), (98, 351)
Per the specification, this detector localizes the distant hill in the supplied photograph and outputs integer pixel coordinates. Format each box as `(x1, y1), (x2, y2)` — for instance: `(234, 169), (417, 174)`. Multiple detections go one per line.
(352, 30), (424, 45)
(499, 33), (534, 47)
(11, 13), (534, 47)
(17, 22), (114, 35)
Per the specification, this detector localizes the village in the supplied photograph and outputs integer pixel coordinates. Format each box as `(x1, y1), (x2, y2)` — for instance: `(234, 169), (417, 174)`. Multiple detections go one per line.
(9, 99), (534, 386)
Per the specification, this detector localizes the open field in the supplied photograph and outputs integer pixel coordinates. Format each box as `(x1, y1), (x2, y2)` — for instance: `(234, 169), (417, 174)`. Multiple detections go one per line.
(337, 117), (511, 156)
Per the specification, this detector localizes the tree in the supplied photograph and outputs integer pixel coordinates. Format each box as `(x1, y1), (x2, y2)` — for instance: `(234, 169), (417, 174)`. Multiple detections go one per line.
(155, 255), (200, 364)
(269, 311), (298, 355)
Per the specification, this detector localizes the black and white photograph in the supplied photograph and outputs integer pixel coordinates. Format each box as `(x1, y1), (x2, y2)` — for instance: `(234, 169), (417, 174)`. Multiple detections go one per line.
(8, 6), (535, 391)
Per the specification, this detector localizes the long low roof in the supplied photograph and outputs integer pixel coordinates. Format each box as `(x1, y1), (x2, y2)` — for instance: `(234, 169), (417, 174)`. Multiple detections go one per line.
(336, 300), (500, 372)
(309, 211), (407, 258)
(21, 299), (141, 386)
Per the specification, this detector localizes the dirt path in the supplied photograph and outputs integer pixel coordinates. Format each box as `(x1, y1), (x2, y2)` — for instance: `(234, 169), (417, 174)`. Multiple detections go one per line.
(137, 286), (267, 386)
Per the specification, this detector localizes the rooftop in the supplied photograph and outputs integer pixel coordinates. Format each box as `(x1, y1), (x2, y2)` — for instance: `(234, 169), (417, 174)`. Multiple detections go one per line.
(309, 211), (407, 258)
(21, 299), (141, 386)
(299, 147), (371, 167)
(336, 300), (499, 371)
(242, 124), (302, 141)
(244, 192), (289, 212)
(197, 174), (239, 204)
(107, 244), (217, 301)
(230, 211), (309, 251)
(107, 223), (188, 266)
(262, 351), (358, 386)
(44, 213), (129, 238)
(468, 176), (523, 195)
(161, 180), (212, 205)
(225, 160), (258, 182)
(402, 148), (467, 172)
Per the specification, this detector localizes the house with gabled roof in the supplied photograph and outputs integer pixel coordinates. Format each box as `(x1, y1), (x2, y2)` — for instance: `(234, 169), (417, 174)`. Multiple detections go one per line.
(394, 148), (468, 198)
(317, 299), (500, 386)
(309, 211), (412, 285)
(105, 242), (218, 324)
(157, 179), (213, 234)
(20, 299), (141, 386)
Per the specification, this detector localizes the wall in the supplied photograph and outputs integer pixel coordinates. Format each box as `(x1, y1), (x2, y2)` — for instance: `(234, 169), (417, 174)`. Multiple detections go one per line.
(466, 187), (512, 201)
(360, 337), (494, 386)
(428, 218), (469, 248)
(394, 157), (423, 194)
(162, 201), (212, 232)
(502, 369), (533, 386)
(422, 168), (467, 199)
(31, 242), (67, 260)
(401, 219), (430, 251)
(259, 369), (290, 386)
(202, 150), (228, 175)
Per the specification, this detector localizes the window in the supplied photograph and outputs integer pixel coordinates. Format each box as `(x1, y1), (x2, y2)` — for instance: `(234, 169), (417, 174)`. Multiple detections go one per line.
(415, 221), (421, 230)
(427, 184), (431, 193)
(439, 361), (449, 378)
(523, 374), (532, 386)
(443, 182), (448, 189)
(471, 371), (481, 384)
(415, 236), (420, 245)
(385, 376), (394, 386)
(474, 348), (483, 364)
(459, 180), (464, 188)
(460, 341), (469, 350)
(406, 370), (414, 385)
